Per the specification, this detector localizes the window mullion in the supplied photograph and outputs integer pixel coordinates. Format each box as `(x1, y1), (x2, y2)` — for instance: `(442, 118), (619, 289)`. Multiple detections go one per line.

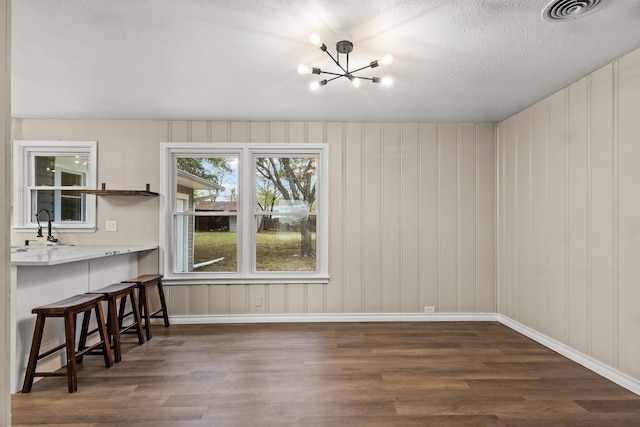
(240, 148), (254, 276)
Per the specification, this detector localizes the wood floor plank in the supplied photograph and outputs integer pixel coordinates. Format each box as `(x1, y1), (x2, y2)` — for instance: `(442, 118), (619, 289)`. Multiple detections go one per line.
(11, 322), (640, 426)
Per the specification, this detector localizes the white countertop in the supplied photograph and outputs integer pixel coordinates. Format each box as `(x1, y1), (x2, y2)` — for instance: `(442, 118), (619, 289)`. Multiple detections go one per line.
(10, 244), (157, 266)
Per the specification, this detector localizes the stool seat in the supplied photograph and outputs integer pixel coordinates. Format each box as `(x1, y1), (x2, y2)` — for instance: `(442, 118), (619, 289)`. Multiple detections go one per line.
(122, 274), (169, 340)
(32, 293), (106, 315)
(90, 282), (139, 295)
(22, 293), (113, 393)
(86, 282), (145, 362)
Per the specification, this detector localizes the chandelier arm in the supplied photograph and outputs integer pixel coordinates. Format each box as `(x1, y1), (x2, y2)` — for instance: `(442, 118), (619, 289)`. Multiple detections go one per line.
(352, 75), (375, 81)
(323, 50), (348, 74)
(325, 75), (345, 83)
(349, 64), (374, 74)
(318, 70), (348, 78)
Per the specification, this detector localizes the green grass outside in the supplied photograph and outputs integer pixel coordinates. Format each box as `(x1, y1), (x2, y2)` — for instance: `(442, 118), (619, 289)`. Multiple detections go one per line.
(193, 231), (316, 272)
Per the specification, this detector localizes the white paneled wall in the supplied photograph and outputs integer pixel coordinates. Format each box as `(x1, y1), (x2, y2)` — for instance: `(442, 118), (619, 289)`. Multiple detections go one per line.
(12, 119), (496, 317)
(165, 121), (496, 315)
(1, 0), (11, 421)
(498, 47), (640, 380)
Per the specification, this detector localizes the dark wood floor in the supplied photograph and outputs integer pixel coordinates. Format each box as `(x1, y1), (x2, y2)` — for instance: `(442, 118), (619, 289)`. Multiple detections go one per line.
(11, 322), (640, 426)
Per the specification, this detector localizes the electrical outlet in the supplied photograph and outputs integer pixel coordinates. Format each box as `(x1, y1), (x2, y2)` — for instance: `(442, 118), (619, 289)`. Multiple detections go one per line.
(255, 296), (263, 307)
(105, 220), (118, 232)
(423, 306), (435, 313)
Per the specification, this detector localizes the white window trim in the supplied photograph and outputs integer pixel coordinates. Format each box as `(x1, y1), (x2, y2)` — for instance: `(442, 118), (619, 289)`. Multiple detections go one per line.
(160, 142), (329, 285)
(12, 140), (97, 233)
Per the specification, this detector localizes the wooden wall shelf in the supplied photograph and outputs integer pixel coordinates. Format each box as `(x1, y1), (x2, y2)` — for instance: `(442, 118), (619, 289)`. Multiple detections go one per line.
(80, 183), (159, 197)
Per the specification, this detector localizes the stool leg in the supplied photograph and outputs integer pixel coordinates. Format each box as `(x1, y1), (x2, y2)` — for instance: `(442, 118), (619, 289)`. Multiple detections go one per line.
(94, 302), (114, 368)
(64, 311), (78, 393)
(77, 308), (93, 364)
(156, 280), (170, 327)
(117, 296), (126, 330)
(21, 314), (46, 393)
(108, 296), (121, 363)
(127, 290), (145, 345)
(139, 285), (152, 340)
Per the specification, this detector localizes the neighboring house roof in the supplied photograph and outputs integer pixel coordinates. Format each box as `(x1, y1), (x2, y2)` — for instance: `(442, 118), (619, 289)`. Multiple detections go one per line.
(177, 170), (225, 191)
(195, 201), (237, 212)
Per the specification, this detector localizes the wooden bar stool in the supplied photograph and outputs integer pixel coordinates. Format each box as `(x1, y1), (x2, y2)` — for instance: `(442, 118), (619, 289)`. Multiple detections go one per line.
(122, 274), (169, 340)
(86, 283), (145, 363)
(22, 294), (113, 393)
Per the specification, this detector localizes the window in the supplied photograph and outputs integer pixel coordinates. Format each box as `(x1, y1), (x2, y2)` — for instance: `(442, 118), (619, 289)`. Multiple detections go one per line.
(160, 143), (328, 284)
(13, 140), (97, 233)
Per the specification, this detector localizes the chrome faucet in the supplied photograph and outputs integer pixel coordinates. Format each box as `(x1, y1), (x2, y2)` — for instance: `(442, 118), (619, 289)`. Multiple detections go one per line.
(35, 209), (58, 244)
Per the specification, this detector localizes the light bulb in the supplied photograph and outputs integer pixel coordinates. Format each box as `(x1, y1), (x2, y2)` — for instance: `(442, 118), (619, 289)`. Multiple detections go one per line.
(298, 64), (312, 74)
(310, 80), (327, 91)
(379, 54), (393, 66)
(351, 78), (361, 88)
(310, 32), (323, 48)
(381, 76), (393, 86)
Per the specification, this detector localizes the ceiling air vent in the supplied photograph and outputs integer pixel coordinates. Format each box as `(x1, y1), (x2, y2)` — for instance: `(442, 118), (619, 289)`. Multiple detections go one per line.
(543, 0), (601, 21)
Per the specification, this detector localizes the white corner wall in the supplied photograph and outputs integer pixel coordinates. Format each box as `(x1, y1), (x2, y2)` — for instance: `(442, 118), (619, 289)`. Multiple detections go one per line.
(498, 46), (640, 381)
(1, 0), (10, 423)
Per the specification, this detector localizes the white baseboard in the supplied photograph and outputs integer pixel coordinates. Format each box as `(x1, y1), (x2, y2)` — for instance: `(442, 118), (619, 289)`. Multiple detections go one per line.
(169, 312), (498, 324)
(498, 314), (640, 396)
(166, 312), (640, 396)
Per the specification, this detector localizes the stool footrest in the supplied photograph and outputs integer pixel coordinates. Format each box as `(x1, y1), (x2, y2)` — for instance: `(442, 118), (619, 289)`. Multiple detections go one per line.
(33, 372), (67, 378)
(76, 340), (108, 359)
(35, 343), (67, 361)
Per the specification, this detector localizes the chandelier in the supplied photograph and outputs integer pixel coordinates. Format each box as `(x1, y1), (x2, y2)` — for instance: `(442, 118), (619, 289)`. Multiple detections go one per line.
(298, 33), (393, 90)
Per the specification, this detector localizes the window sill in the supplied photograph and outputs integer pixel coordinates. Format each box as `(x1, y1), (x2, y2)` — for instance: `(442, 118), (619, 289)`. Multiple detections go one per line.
(13, 225), (97, 234)
(162, 275), (330, 286)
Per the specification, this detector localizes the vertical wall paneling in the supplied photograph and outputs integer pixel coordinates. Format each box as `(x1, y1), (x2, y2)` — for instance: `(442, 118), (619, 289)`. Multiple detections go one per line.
(288, 122), (305, 143)
(230, 122), (249, 142)
(498, 46), (640, 382)
(382, 123), (402, 312)
(268, 122), (286, 143)
(567, 79), (589, 354)
(589, 65), (615, 365)
(401, 123), (420, 312)
(363, 123), (384, 312)
(612, 59), (619, 369)
(457, 124), (478, 312)
(516, 111), (533, 327)
(210, 121), (229, 142)
(286, 284), (305, 314)
(249, 122), (267, 142)
(547, 90), (568, 343)
(477, 124), (496, 312)
(501, 119), (518, 319)
(419, 124), (439, 310)
(325, 122), (345, 313)
(439, 124), (458, 311)
(531, 101), (549, 333)
(344, 123), (364, 313)
(208, 286), (228, 315)
(267, 284), (286, 314)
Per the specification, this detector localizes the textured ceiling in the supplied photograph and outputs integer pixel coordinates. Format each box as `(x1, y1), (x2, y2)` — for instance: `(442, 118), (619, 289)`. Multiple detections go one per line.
(11, 0), (640, 123)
